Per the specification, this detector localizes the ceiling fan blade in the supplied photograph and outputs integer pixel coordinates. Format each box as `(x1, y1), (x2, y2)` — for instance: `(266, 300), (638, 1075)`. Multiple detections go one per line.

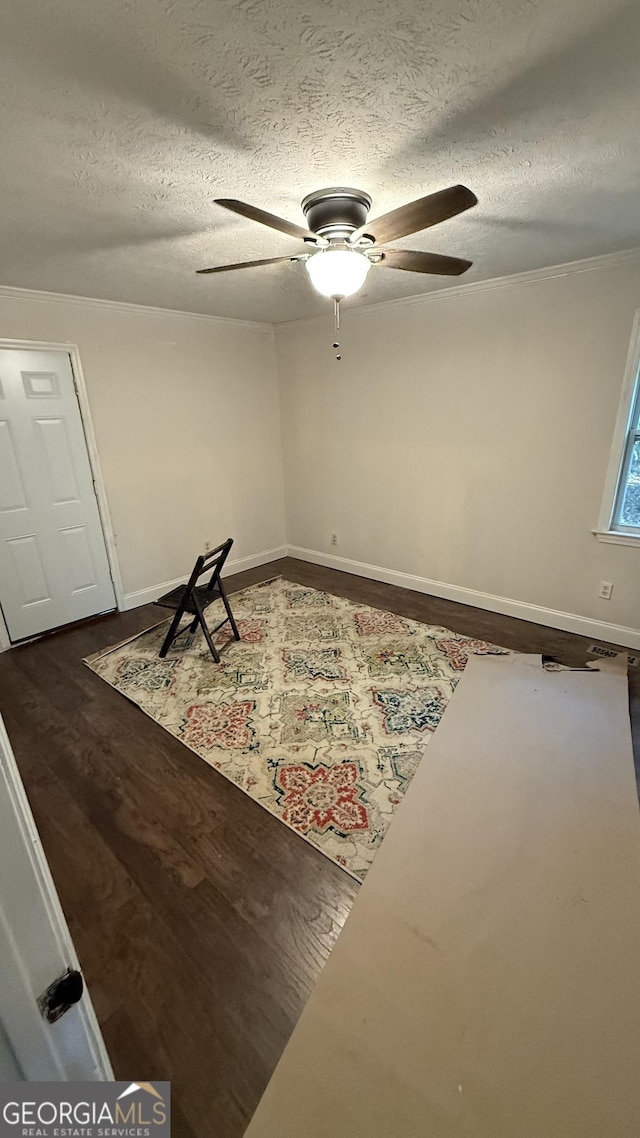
(354, 185), (477, 244)
(380, 250), (472, 276)
(197, 255), (296, 274)
(215, 199), (317, 241)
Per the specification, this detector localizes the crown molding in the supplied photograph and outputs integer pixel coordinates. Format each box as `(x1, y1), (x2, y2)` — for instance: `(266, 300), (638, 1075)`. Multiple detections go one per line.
(3, 244), (640, 333)
(276, 245), (640, 330)
(0, 283), (273, 333)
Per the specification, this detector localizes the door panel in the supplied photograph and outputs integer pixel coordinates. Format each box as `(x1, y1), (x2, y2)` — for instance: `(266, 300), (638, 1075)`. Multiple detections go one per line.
(7, 535), (51, 607)
(0, 420), (29, 511)
(34, 417), (81, 504)
(60, 525), (98, 592)
(21, 371), (60, 399)
(0, 349), (116, 641)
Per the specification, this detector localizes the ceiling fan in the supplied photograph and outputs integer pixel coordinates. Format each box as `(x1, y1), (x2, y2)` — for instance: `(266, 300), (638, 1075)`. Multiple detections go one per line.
(198, 184), (477, 295)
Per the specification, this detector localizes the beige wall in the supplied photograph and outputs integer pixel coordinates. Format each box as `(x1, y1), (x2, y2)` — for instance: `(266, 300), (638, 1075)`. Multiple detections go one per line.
(0, 291), (286, 597)
(276, 258), (640, 639)
(3, 258), (640, 641)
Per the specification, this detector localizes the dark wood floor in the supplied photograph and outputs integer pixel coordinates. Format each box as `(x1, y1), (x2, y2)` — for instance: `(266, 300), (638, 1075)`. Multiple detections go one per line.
(1, 557), (637, 1136)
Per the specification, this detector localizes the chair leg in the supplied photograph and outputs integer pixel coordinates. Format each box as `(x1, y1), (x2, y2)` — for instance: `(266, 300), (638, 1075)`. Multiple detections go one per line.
(159, 609), (186, 658)
(193, 597), (220, 663)
(189, 614), (199, 633)
(218, 580), (241, 641)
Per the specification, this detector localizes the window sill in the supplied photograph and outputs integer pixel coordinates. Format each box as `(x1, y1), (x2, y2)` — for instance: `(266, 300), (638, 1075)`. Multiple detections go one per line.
(593, 529), (640, 547)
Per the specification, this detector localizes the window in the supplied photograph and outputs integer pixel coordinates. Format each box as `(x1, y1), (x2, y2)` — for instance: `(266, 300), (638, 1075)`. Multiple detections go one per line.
(612, 378), (640, 532)
(596, 311), (640, 544)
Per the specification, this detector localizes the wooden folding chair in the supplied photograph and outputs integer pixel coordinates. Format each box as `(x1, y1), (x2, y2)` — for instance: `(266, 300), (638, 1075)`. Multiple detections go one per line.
(154, 538), (240, 661)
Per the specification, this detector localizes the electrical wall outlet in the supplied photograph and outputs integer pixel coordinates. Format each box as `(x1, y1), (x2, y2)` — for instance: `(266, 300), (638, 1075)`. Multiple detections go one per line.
(598, 580), (614, 600)
(204, 539), (212, 552)
(330, 532), (338, 547)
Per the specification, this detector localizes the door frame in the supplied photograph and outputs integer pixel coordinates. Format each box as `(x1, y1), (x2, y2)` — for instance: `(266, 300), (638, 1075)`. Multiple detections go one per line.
(0, 339), (124, 650)
(0, 711), (113, 1079)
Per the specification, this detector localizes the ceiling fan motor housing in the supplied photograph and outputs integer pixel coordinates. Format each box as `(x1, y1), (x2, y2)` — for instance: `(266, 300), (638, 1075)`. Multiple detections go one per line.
(302, 188), (372, 240)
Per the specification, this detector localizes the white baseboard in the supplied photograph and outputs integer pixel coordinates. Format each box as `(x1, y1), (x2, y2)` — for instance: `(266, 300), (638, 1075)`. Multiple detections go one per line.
(121, 545), (288, 611)
(288, 546), (640, 651)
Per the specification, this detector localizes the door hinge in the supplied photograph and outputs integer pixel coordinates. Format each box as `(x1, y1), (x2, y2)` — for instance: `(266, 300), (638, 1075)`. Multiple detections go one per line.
(37, 967), (84, 1024)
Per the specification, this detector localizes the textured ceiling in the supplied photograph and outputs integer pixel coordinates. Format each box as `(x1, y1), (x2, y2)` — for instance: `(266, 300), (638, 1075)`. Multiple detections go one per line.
(1, 0), (640, 323)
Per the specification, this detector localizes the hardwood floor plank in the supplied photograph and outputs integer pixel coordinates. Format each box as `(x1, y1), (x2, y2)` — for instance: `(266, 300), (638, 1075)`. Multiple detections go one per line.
(0, 555), (636, 1138)
(91, 895), (271, 1134)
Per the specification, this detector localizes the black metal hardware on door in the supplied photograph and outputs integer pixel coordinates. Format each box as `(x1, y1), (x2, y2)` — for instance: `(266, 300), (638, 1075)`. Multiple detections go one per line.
(37, 967), (84, 1024)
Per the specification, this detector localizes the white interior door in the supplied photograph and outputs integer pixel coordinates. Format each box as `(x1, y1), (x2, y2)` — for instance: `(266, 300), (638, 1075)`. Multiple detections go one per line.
(0, 712), (112, 1080)
(0, 348), (115, 641)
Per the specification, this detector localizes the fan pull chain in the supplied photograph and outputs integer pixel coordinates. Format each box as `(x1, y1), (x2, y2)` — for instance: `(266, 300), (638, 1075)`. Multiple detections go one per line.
(333, 297), (341, 361)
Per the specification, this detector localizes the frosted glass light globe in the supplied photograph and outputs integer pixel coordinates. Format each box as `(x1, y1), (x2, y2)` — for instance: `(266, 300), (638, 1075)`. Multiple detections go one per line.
(305, 248), (371, 298)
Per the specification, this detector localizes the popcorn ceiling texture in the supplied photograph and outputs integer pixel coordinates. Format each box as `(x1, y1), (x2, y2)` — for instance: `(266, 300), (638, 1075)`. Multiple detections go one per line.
(1, 0), (639, 323)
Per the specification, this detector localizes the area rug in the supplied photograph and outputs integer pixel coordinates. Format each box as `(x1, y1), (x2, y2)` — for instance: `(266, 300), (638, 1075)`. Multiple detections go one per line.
(85, 577), (508, 880)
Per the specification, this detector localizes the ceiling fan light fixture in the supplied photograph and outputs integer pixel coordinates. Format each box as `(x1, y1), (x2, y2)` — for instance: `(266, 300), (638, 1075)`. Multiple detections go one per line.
(305, 248), (371, 299)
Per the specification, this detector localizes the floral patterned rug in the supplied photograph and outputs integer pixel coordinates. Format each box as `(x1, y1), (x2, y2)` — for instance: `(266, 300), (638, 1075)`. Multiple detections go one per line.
(85, 577), (508, 880)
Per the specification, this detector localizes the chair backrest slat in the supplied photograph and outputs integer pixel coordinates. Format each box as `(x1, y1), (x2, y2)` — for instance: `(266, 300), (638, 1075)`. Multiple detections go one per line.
(185, 537), (234, 593)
